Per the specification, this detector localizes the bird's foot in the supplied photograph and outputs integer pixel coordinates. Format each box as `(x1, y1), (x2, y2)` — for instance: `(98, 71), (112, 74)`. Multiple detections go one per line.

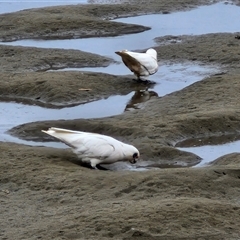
(92, 164), (109, 170)
(133, 78), (156, 85)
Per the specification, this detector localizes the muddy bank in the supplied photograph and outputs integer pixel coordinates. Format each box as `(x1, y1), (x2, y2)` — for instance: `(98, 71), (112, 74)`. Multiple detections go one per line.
(210, 152), (240, 168)
(0, 0), (219, 41)
(1, 141), (240, 239)
(155, 32), (240, 68)
(0, 71), (147, 108)
(176, 133), (240, 148)
(0, 44), (112, 72)
(0, 5), (150, 42)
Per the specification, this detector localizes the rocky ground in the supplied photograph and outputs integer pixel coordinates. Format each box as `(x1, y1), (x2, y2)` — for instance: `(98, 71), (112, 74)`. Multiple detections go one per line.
(1, 0), (240, 239)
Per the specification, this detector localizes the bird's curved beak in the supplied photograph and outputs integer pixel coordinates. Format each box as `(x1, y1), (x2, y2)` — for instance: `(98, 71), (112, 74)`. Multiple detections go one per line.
(130, 156), (138, 164)
(130, 159), (136, 164)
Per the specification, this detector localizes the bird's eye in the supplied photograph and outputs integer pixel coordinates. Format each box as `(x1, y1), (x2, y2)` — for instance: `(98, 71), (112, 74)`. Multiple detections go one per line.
(133, 153), (138, 158)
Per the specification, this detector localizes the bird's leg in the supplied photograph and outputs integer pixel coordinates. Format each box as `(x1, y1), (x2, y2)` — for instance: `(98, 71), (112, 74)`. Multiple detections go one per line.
(82, 158), (102, 170)
(132, 77), (144, 83)
(90, 158), (101, 169)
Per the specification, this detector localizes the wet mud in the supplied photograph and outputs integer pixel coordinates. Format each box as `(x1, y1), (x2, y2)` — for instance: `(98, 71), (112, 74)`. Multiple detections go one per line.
(1, 1), (240, 239)
(0, 71), (146, 108)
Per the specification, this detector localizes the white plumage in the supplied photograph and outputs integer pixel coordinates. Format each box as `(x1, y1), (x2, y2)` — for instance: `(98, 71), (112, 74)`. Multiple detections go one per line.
(42, 127), (140, 169)
(115, 48), (158, 81)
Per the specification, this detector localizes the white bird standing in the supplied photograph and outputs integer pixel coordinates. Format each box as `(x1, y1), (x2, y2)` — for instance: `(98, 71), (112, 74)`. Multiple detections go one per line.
(115, 48), (158, 82)
(42, 127), (140, 170)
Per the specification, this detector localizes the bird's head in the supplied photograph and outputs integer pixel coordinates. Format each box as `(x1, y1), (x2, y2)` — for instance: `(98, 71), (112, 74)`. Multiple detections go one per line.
(129, 152), (140, 164)
(127, 146), (140, 164)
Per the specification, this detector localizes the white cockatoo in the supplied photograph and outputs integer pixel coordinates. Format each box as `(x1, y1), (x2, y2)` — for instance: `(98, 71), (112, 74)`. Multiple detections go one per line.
(42, 127), (140, 170)
(115, 48), (158, 82)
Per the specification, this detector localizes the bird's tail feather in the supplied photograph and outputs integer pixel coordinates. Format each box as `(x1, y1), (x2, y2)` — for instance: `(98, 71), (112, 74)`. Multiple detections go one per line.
(41, 127), (82, 148)
(42, 127), (82, 134)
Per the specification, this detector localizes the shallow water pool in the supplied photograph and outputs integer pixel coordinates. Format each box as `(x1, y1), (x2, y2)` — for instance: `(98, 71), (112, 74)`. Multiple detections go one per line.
(178, 140), (240, 167)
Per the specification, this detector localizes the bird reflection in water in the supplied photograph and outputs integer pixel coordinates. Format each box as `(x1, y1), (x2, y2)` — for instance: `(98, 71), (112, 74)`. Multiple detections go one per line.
(125, 89), (158, 111)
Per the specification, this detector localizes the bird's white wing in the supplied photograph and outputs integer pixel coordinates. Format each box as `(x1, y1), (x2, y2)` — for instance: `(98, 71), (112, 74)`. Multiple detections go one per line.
(72, 135), (119, 160)
(126, 51), (158, 75)
(42, 127), (85, 148)
(115, 50), (141, 75)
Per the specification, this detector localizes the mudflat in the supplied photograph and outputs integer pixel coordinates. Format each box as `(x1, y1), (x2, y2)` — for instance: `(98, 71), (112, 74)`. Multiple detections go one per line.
(1, 1), (240, 239)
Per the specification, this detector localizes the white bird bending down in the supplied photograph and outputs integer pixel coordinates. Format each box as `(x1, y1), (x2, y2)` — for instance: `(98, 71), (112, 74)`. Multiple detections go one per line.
(41, 127), (140, 170)
(115, 48), (158, 83)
